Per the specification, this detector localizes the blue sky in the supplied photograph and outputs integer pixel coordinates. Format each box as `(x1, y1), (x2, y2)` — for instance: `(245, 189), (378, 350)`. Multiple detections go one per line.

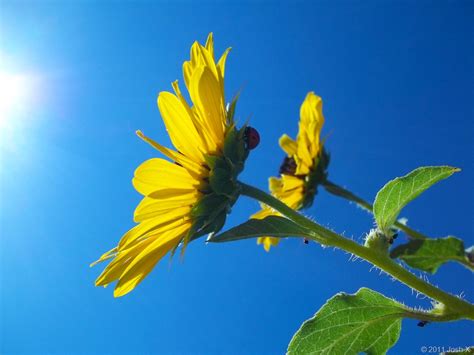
(1, 1), (473, 353)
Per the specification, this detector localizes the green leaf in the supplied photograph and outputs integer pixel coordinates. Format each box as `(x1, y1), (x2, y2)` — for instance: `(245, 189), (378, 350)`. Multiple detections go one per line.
(373, 166), (460, 233)
(207, 216), (313, 243)
(287, 288), (405, 355)
(390, 236), (473, 273)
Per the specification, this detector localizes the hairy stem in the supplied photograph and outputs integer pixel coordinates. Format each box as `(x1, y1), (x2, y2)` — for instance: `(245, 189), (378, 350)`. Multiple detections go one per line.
(402, 310), (462, 323)
(239, 181), (474, 321)
(322, 180), (428, 240)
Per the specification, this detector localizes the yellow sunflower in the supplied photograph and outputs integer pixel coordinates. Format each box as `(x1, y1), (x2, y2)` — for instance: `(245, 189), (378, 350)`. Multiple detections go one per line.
(252, 92), (328, 251)
(92, 33), (258, 297)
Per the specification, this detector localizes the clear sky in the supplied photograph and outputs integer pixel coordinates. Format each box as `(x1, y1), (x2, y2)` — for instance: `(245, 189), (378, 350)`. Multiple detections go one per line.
(1, 1), (473, 353)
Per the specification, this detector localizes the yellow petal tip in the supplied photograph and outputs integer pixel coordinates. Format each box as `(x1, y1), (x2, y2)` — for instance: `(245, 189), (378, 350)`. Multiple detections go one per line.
(113, 287), (131, 298)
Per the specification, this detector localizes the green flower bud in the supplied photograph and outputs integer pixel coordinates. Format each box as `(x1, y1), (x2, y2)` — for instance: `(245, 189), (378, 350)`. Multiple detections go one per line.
(364, 229), (392, 253)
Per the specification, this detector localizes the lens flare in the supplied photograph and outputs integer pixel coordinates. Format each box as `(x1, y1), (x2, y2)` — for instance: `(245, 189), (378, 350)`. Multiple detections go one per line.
(0, 72), (32, 124)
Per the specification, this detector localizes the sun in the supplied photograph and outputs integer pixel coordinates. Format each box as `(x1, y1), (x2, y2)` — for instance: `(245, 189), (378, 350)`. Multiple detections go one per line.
(0, 70), (41, 153)
(0, 71), (32, 125)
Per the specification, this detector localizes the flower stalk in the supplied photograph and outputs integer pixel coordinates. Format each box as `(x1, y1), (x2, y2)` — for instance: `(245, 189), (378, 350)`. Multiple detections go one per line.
(322, 180), (429, 240)
(238, 181), (474, 321)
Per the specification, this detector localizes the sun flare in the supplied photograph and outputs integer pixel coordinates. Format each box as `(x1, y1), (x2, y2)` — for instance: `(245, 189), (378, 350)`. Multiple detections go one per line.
(0, 71), (32, 124)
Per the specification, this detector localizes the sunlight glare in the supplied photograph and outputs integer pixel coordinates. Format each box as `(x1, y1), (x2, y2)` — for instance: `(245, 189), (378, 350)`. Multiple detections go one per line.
(0, 72), (32, 124)
(0, 69), (43, 156)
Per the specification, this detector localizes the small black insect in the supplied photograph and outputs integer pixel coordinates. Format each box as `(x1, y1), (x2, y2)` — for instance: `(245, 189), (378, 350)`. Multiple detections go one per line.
(417, 320), (429, 327)
(388, 233), (398, 245)
(303, 238), (309, 245)
(244, 126), (260, 150)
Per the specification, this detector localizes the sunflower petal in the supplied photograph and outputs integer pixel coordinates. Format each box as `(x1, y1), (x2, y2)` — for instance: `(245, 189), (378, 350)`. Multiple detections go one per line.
(295, 142), (312, 174)
(183, 41), (201, 92)
(171, 81), (216, 154)
(257, 237), (280, 252)
(195, 43), (219, 79)
(136, 130), (206, 179)
(217, 47), (231, 93)
(90, 247), (117, 267)
(119, 215), (191, 251)
(183, 39), (218, 92)
(134, 198), (195, 223)
(95, 237), (155, 287)
(205, 32), (214, 60)
(157, 92), (206, 162)
(279, 189), (304, 209)
(251, 208), (275, 220)
(279, 134), (297, 156)
(114, 223), (191, 297)
(281, 175), (304, 191)
(132, 158), (199, 196)
(299, 92), (324, 158)
(189, 66), (225, 148)
(269, 177), (283, 194)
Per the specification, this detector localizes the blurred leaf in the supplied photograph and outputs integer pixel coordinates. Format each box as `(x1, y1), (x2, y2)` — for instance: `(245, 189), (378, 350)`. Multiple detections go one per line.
(391, 236), (473, 273)
(207, 216), (313, 243)
(287, 288), (404, 355)
(373, 166), (460, 233)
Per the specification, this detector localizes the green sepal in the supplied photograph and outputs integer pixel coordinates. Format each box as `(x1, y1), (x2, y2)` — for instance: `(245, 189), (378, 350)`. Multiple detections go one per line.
(223, 125), (249, 165)
(209, 167), (235, 196)
(208, 126), (249, 197)
(191, 211), (228, 242)
(235, 127), (250, 163)
(226, 92), (240, 126)
(214, 155), (234, 171)
(301, 148), (330, 209)
(223, 126), (239, 163)
(204, 155), (218, 170)
(185, 119), (252, 244)
(188, 190), (237, 243)
(168, 238), (182, 260)
(232, 161), (244, 176)
(189, 208), (229, 242)
(190, 193), (228, 218)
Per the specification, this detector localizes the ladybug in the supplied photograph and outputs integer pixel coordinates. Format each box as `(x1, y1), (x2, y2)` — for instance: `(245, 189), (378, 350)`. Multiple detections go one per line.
(244, 126), (260, 150)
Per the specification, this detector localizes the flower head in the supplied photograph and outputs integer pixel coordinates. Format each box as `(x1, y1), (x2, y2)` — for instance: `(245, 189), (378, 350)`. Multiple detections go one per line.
(252, 92), (328, 251)
(92, 34), (257, 297)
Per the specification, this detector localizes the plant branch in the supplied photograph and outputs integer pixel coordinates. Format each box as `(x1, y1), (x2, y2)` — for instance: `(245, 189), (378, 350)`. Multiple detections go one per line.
(322, 180), (429, 240)
(239, 181), (474, 321)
